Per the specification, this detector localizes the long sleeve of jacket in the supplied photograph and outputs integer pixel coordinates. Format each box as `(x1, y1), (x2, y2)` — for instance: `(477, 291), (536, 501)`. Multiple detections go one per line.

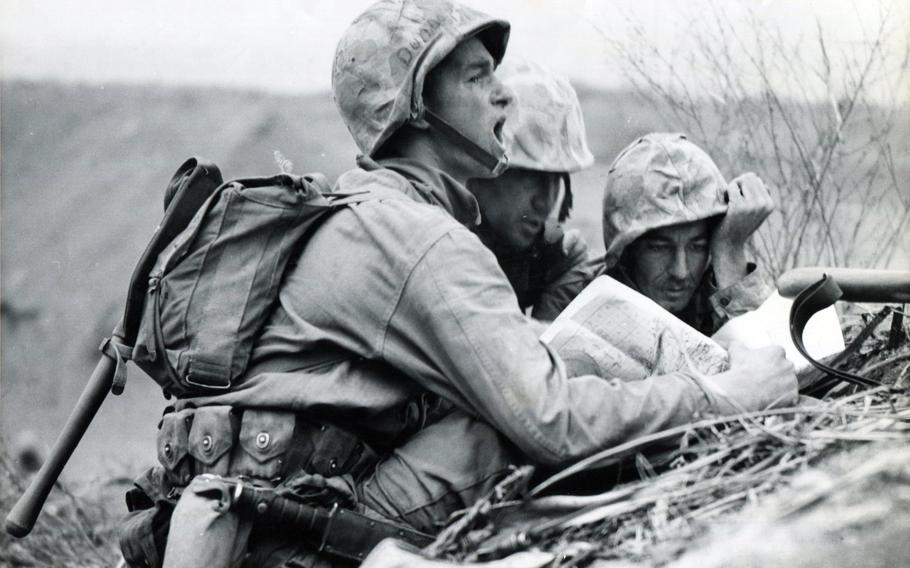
(381, 225), (718, 466)
(531, 229), (597, 322)
(250, 177), (731, 468)
(705, 262), (774, 332)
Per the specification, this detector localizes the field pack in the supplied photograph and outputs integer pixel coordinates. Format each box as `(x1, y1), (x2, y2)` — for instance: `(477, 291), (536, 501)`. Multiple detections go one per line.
(127, 157), (369, 398)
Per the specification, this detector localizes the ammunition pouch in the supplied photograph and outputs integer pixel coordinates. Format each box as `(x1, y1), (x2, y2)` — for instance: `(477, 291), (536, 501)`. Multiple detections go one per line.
(122, 407), (383, 567)
(155, 406), (377, 486)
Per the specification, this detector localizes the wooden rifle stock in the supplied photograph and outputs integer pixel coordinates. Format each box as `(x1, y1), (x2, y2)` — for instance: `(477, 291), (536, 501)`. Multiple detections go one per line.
(778, 267), (910, 303)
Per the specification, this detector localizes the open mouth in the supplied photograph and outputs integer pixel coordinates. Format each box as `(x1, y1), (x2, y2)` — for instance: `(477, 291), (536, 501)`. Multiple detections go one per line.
(493, 117), (506, 144)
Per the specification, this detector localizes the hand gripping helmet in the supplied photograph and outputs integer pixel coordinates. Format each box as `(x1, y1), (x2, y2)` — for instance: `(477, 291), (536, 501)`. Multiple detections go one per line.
(332, 0), (511, 174)
(497, 57), (594, 220)
(602, 133), (728, 269)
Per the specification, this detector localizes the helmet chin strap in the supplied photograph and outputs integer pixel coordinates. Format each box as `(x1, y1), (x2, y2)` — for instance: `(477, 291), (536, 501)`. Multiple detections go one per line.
(557, 173), (573, 222)
(423, 109), (509, 177)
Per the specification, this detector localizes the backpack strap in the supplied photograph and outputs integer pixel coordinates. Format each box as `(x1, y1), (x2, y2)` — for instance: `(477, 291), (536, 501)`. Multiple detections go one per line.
(99, 336), (134, 395)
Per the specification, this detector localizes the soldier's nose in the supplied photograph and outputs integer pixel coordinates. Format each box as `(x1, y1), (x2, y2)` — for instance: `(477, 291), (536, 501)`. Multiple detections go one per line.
(491, 80), (514, 109)
(669, 249), (689, 279)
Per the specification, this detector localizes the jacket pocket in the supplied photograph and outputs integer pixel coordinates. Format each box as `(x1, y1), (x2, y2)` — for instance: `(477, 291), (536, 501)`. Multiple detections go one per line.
(157, 409), (194, 486)
(188, 406), (238, 476)
(308, 423), (368, 477)
(232, 409), (295, 480)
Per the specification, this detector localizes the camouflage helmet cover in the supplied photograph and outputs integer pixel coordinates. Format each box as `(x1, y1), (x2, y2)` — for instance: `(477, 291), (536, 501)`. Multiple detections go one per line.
(602, 133), (728, 269)
(498, 57), (594, 173)
(332, 0), (510, 157)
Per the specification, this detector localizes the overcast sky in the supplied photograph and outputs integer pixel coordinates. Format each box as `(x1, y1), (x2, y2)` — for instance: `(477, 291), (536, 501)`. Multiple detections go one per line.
(1, 0), (907, 102)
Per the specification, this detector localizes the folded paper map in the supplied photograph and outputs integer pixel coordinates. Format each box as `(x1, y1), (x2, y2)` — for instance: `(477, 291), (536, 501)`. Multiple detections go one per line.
(540, 276), (729, 381)
(541, 277), (846, 381)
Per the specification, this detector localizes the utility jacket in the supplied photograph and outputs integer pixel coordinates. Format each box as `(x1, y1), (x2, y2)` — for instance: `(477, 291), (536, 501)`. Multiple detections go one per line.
(475, 224), (594, 322)
(188, 157), (735, 466)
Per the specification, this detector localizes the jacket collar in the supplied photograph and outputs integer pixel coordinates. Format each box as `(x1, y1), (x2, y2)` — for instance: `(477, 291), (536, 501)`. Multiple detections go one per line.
(357, 155), (482, 229)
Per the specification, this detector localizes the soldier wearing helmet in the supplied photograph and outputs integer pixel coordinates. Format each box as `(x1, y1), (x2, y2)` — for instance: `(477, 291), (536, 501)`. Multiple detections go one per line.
(332, 0), (513, 180)
(600, 133), (774, 334)
(467, 58), (596, 321)
(149, 4), (796, 567)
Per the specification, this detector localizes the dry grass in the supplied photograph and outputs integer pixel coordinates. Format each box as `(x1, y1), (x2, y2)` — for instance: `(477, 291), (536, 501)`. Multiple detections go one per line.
(425, 312), (910, 567)
(0, 450), (125, 567)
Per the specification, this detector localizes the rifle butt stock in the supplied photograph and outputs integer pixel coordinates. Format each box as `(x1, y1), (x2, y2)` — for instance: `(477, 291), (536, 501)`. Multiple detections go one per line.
(777, 267), (910, 303)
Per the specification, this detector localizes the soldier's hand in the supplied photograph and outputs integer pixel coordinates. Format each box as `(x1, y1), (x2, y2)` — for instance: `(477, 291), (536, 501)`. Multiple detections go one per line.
(710, 173), (774, 288)
(706, 342), (798, 412)
(712, 173), (774, 250)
